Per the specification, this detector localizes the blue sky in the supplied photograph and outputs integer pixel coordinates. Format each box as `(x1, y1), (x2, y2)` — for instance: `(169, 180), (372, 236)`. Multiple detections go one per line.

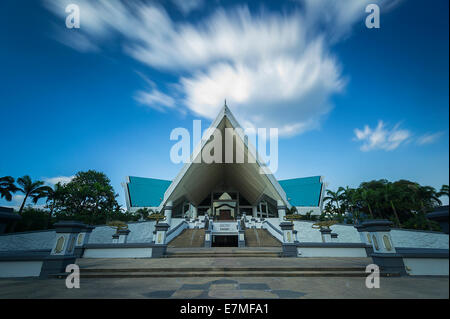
(0, 0), (448, 209)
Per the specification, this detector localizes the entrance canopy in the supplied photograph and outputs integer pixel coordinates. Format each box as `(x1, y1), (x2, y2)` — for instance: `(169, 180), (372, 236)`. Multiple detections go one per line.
(157, 104), (289, 211)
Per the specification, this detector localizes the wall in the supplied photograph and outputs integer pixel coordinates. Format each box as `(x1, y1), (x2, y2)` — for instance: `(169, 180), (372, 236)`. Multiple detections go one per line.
(292, 220), (449, 249)
(0, 230), (56, 251)
(0, 219), (447, 252)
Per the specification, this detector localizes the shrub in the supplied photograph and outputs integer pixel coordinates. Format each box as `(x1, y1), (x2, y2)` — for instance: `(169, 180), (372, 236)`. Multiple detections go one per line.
(14, 207), (52, 232)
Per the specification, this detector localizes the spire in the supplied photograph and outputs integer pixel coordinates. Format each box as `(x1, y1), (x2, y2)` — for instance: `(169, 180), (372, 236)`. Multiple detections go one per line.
(223, 98), (229, 116)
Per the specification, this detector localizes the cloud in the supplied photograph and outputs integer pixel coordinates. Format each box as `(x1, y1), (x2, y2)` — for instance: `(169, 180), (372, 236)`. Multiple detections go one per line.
(44, 175), (74, 185)
(354, 121), (411, 151)
(134, 88), (176, 112)
(43, 0), (401, 137)
(417, 132), (444, 145)
(171, 0), (204, 15)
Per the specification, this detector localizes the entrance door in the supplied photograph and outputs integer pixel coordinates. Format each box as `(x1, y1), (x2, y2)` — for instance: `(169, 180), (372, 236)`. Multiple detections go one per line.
(218, 209), (232, 220)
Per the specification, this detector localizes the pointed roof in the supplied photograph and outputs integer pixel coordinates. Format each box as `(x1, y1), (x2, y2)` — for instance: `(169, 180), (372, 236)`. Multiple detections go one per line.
(157, 103), (290, 211)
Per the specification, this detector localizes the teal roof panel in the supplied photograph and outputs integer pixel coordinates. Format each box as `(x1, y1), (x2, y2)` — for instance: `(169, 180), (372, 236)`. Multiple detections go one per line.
(127, 176), (172, 207)
(278, 176), (323, 207)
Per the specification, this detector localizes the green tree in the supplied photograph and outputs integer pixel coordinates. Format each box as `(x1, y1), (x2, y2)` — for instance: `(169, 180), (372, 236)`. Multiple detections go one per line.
(16, 175), (52, 214)
(53, 170), (121, 225)
(0, 176), (19, 201)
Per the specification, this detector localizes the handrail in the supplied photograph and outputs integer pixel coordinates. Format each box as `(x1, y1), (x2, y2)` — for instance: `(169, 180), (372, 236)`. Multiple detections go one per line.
(166, 220), (187, 236)
(165, 221), (188, 243)
(262, 220), (283, 243)
(263, 220), (283, 235)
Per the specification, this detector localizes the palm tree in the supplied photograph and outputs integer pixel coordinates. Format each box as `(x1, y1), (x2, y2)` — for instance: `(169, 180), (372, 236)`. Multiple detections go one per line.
(0, 176), (19, 201)
(383, 183), (402, 228)
(32, 183), (61, 226)
(323, 188), (344, 214)
(16, 175), (52, 214)
(338, 186), (355, 215)
(357, 188), (374, 219)
(414, 185), (442, 213)
(438, 185), (449, 199)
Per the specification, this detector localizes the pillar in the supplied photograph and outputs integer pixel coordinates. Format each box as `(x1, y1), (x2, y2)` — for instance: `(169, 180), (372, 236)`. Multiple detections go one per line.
(277, 200), (287, 222)
(153, 222), (170, 258)
(354, 224), (374, 255)
(363, 220), (406, 275)
(40, 221), (85, 278)
(74, 225), (95, 258)
(252, 206), (258, 218)
(117, 229), (130, 244)
(320, 227), (332, 243)
(112, 233), (119, 243)
(192, 205), (198, 220)
(152, 230), (157, 243)
(293, 230), (299, 244)
(279, 221), (297, 257)
(164, 201), (173, 226)
(238, 229), (245, 247)
(204, 230), (212, 247)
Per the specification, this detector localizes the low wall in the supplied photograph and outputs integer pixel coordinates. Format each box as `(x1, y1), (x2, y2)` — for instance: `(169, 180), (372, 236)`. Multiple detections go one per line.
(0, 220), (162, 252)
(292, 221), (449, 249)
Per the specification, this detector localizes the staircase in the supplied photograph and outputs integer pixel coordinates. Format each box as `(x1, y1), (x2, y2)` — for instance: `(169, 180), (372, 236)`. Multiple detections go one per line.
(58, 256), (401, 278)
(245, 229), (281, 247)
(167, 229), (205, 248)
(165, 247), (281, 258)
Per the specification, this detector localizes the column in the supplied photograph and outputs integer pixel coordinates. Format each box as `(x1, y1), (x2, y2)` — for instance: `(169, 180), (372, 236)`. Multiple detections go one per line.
(279, 221), (297, 257)
(252, 206), (258, 218)
(164, 201), (173, 226)
(117, 229), (131, 244)
(363, 220), (406, 275)
(277, 200), (287, 222)
(238, 229), (245, 247)
(74, 225), (95, 258)
(40, 221), (85, 278)
(192, 205), (198, 220)
(320, 227), (332, 243)
(153, 222), (170, 258)
(293, 230), (299, 244)
(354, 224), (373, 255)
(204, 229), (212, 247)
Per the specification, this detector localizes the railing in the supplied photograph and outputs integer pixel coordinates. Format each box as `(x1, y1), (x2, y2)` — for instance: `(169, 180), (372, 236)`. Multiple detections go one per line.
(165, 221), (188, 243)
(262, 220), (283, 242)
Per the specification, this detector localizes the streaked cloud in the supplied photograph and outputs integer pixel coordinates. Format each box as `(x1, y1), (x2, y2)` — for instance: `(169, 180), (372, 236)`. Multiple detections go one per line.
(171, 0), (204, 15)
(417, 132), (445, 145)
(354, 121), (411, 151)
(43, 0), (401, 137)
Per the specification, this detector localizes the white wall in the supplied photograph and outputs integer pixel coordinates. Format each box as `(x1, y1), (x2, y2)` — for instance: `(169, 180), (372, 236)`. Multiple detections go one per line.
(83, 247), (153, 258)
(403, 258), (449, 276)
(0, 261), (43, 278)
(297, 247), (367, 258)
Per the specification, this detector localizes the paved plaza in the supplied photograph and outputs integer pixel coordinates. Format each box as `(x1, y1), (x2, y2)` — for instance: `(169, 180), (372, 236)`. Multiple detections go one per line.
(0, 276), (448, 299)
(1, 256), (448, 299)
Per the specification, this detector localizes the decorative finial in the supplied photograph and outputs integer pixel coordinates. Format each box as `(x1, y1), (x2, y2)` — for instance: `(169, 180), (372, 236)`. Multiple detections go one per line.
(224, 99), (227, 107)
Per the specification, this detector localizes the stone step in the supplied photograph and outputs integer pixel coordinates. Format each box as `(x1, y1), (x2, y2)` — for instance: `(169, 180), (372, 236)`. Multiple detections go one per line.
(164, 253), (281, 258)
(80, 266), (367, 273)
(51, 270), (400, 278)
